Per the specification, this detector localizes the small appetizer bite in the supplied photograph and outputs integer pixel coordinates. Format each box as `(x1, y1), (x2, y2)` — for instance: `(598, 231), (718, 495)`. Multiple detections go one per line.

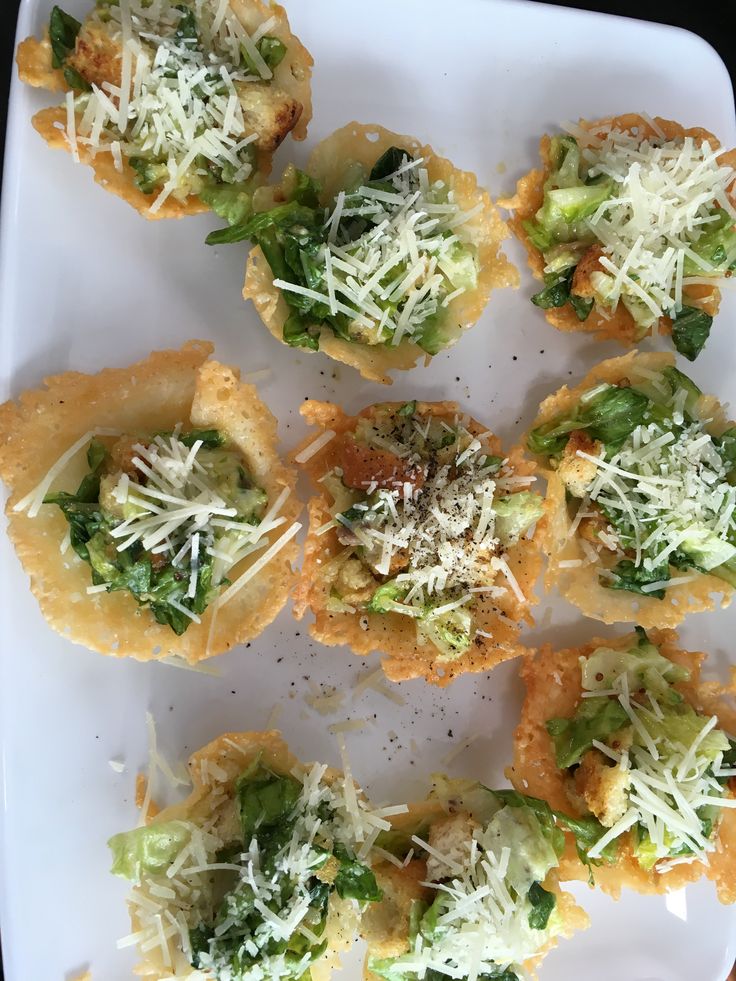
(209, 122), (518, 383)
(512, 628), (736, 901)
(109, 730), (395, 979)
(0, 342), (300, 661)
(293, 399), (544, 685)
(361, 776), (590, 981)
(528, 351), (736, 625)
(505, 113), (736, 358)
(16, 0), (312, 218)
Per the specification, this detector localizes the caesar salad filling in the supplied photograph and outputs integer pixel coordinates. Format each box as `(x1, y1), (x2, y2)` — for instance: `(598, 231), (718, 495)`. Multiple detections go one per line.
(547, 628), (736, 871)
(528, 364), (736, 599)
(109, 754), (391, 978)
(207, 147), (481, 352)
(523, 122), (736, 358)
(370, 778), (607, 981)
(51, 0), (297, 214)
(14, 427), (294, 634)
(318, 404), (543, 659)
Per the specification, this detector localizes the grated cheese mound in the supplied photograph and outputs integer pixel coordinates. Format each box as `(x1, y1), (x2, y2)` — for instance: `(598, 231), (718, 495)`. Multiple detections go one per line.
(578, 417), (736, 579)
(572, 126), (736, 322)
(106, 430), (290, 605)
(67, 0), (279, 211)
(274, 157), (481, 345)
(121, 756), (395, 978)
(395, 809), (562, 978)
(582, 670), (735, 867)
(333, 413), (539, 652)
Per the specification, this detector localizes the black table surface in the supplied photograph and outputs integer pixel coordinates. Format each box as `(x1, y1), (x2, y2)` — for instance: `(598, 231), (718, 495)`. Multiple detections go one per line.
(0, 2), (735, 980)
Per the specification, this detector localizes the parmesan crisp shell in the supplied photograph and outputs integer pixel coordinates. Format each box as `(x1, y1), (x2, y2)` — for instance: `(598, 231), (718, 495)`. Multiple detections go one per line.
(503, 113), (736, 344)
(0, 341), (300, 662)
(293, 399), (544, 686)
(130, 730), (357, 980)
(16, 0), (313, 219)
(244, 121), (518, 383)
(531, 350), (734, 626)
(510, 629), (736, 903)
(361, 799), (588, 980)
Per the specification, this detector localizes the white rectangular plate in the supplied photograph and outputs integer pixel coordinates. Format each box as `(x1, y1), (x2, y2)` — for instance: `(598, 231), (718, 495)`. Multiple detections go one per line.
(2, 0), (736, 978)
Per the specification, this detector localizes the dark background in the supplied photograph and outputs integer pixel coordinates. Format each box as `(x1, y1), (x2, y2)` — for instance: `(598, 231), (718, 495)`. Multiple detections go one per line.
(0, 1), (735, 979)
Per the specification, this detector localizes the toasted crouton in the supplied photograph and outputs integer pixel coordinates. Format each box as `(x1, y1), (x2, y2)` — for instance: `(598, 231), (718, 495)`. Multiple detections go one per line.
(573, 747), (631, 827)
(426, 811), (478, 882)
(237, 82), (302, 153)
(557, 430), (602, 498)
(571, 245), (605, 299)
(67, 21), (122, 90)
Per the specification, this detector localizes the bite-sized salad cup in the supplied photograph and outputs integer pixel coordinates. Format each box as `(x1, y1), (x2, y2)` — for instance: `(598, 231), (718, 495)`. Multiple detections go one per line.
(504, 114), (736, 360)
(527, 351), (736, 626)
(16, 0), (313, 218)
(511, 628), (736, 902)
(361, 775), (590, 981)
(109, 730), (398, 979)
(208, 122), (518, 383)
(292, 399), (545, 686)
(0, 341), (301, 661)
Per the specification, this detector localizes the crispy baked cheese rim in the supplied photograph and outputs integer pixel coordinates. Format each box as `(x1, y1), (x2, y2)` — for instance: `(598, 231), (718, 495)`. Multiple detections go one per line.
(128, 730), (357, 980)
(0, 341), (300, 662)
(16, 0), (314, 220)
(292, 399), (543, 687)
(360, 799), (588, 981)
(510, 629), (736, 903)
(243, 121), (519, 384)
(503, 114), (736, 344)
(530, 350), (734, 627)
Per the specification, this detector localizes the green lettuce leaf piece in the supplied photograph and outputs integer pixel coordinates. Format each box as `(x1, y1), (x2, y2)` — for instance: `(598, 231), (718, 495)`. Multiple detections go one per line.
(108, 820), (191, 881)
(49, 5), (81, 68)
(604, 559), (669, 599)
(683, 207), (736, 276)
(581, 628), (689, 701)
(547, 698), (629, 769)
(527, 881), (556, 930)
(368, 580), (408, 613)
(334, 847), (382, 902)
(417, 606), (472, 659)
(527, 384), (649, 457)
(199, 182), (254, 226)
(548, 136), (582, 189)
(671, 306), (713, 362)
(493, 492), (544, 545)
(369, 146), (413, 182)
(235, 759), (302, 848)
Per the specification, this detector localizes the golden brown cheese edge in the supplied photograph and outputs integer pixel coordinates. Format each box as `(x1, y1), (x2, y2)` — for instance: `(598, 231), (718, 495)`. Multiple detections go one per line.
(509, 629), (736, 903)
(528, 349), (734, 626)
(0, 341), (300, 661)
(244, 120), (518, 383)
(16, 0), (314, 219)
(502, 113), (734, 343)
(291, 398), (543, 686)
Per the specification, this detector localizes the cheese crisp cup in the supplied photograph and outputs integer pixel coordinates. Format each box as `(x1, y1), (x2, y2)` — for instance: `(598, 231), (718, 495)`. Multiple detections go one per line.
(360, 776), (589, 981)
(208, 122), (518, 383)
(0, 342), (301, 661)
(504, 114), (736, 359)
(109, 729), (400, 979)
(527, 351), (736, 626)
(293, 399), (544, 685)
(511, 629), (736, 902)
(16, 0), (313, 218)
